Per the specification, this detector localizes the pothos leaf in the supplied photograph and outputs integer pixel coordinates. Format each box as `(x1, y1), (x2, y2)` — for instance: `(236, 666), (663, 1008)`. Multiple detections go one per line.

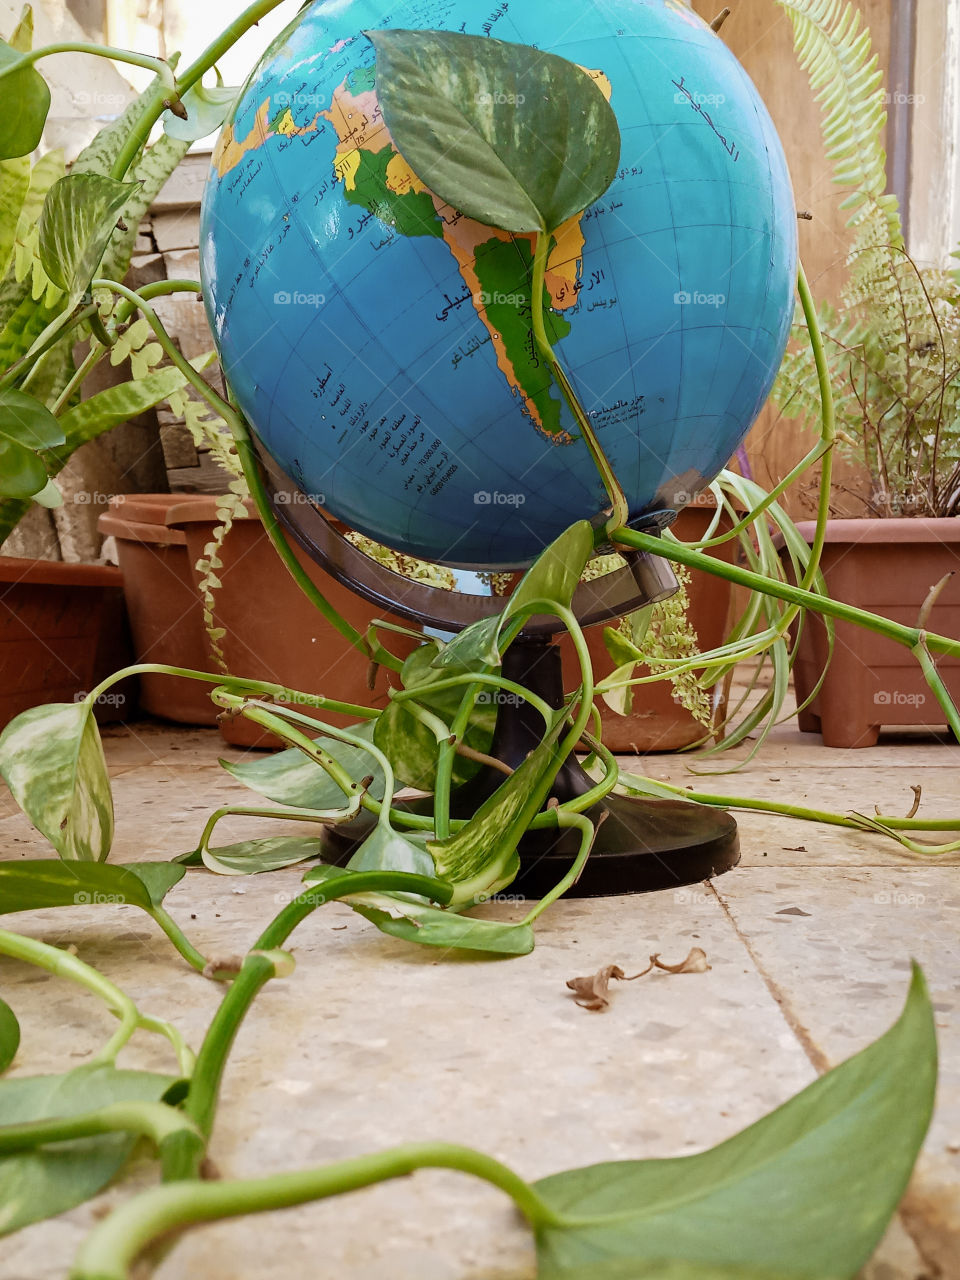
(163, 79), (239, 142)
(0, 997), (19, 1074)
(0, 434), (46, 496)
(0, 861), (185, 913)
(0, 32), (50, 160)
(374, 642), (496, 790)
(534, 965), (936, 1278)
(0, 387), (65, 449)
(0, 703), (113, 861)
(368, 29), (620, 232)
(346, 824), (435, 878)
(427, 713), (567, 907)
(302, 867), (533, 955)
(201, 835), (324, 876)
(37, 174), (139, 304)
(220, 720), (384, 810)
(0, 1064), (176, 1235)
(431, 521), (595, 675)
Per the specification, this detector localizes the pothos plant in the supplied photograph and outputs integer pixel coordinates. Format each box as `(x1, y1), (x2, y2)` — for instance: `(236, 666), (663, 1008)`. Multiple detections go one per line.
(0, 7), (956, 1277)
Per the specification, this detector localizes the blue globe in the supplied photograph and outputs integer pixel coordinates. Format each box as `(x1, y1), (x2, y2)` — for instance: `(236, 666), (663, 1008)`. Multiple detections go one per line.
(200, 0), (796, 568)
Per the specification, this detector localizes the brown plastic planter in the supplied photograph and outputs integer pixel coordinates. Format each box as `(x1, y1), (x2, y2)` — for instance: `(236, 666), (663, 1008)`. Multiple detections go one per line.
(0, 557), (134, 729)
(788, 518), (960, 748)
(99, 495), (220, 725)
(166, 499), (419, 748)
(558, 502), (739, 752)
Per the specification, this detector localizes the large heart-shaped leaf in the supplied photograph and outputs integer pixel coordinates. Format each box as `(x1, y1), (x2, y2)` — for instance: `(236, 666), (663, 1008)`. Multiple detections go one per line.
(163, 79), (238, 142)
(534, 965), (936, 1278)
(0, 861), (184, 913)
(504, 520), (595, 621)
(0, 1064), (176, 1235)
(0, 434), (46, 497)
(430, 521), (594, 676)
(368, 30), (620, 233)
(0, 703), (113, 861)
(0, 18), (51, 161)
(0, 388), (65, 450)
(37, 173), (139, 304)
(375, 643), (496, 789)
(220, 720), (384, 809)
(0, 997), (19, 1075)
(346, 823), (436, 877)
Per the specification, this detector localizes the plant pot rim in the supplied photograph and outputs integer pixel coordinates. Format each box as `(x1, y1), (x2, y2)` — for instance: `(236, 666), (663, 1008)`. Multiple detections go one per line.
(0, 556), (122, 587)
(792, 517), (960, 545)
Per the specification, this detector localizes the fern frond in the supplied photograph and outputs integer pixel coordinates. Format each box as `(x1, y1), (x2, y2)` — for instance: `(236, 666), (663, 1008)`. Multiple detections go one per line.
(774, 0), (902, 245)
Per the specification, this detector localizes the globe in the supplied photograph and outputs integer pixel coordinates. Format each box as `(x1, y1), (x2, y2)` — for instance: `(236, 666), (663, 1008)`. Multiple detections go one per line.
(200, 0), (797, 570)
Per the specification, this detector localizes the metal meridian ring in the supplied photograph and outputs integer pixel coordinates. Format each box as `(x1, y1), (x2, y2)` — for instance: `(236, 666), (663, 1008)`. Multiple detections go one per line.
(252, 432), (679, 634)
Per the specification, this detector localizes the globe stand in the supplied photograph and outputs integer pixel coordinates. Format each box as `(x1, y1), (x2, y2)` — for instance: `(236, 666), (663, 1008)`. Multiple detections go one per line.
(252, 438), (740, 898)
(321, 635), (739, 896)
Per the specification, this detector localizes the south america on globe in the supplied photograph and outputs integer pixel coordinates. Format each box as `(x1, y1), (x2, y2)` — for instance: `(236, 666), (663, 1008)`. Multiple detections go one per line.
(200, 0), (797, 569)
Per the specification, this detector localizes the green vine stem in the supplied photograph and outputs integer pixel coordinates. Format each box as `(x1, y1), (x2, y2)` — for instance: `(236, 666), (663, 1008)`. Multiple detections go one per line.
(0, 1102), (200, 1157)
(0, 928), (191, 1070)
(191, 803), (362, 860)
(85, 661), (378, 723)
(107, 0), (295, 181)
(0, 42), (176, 90)
(616, 771), (959, 852)
(521, 809), (596, 923)
(161, 871), (453, 1182)
(530, 228), (629, 531)
(89, 279), (389, 667)
(612, 525), (960, 660)
(76, 1142), (562, 1279)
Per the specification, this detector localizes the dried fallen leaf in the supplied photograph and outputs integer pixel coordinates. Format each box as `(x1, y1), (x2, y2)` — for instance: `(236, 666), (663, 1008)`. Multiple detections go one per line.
(649, 946), (711, 974)
(566, 948), (710, 1009)
(566, 964), (626, 1010)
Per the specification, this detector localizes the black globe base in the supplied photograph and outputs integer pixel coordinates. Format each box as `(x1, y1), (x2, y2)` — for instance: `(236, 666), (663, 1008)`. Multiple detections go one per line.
(321, 636), (739, 898)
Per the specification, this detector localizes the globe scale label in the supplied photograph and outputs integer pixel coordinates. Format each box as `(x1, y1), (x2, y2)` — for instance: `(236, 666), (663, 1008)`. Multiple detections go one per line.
(200, 0), (797, 568)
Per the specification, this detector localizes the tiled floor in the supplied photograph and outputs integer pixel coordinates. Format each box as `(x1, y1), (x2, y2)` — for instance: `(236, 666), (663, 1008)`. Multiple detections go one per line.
(1, 714), (957, 1279)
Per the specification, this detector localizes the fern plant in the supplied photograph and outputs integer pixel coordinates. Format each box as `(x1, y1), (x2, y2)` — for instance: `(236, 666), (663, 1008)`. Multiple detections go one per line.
(0, 6), (206, 546)
(772, 0), (960, 517)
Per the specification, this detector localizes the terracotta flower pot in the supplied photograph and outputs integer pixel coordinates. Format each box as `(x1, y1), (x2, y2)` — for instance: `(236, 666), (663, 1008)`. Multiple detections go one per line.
(558, 503), (739, 752)
(165, 498), (420, 748)
(99, 495), (220, 725)
(788, 519), (960, 748)
(0, 557), (135, 729)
